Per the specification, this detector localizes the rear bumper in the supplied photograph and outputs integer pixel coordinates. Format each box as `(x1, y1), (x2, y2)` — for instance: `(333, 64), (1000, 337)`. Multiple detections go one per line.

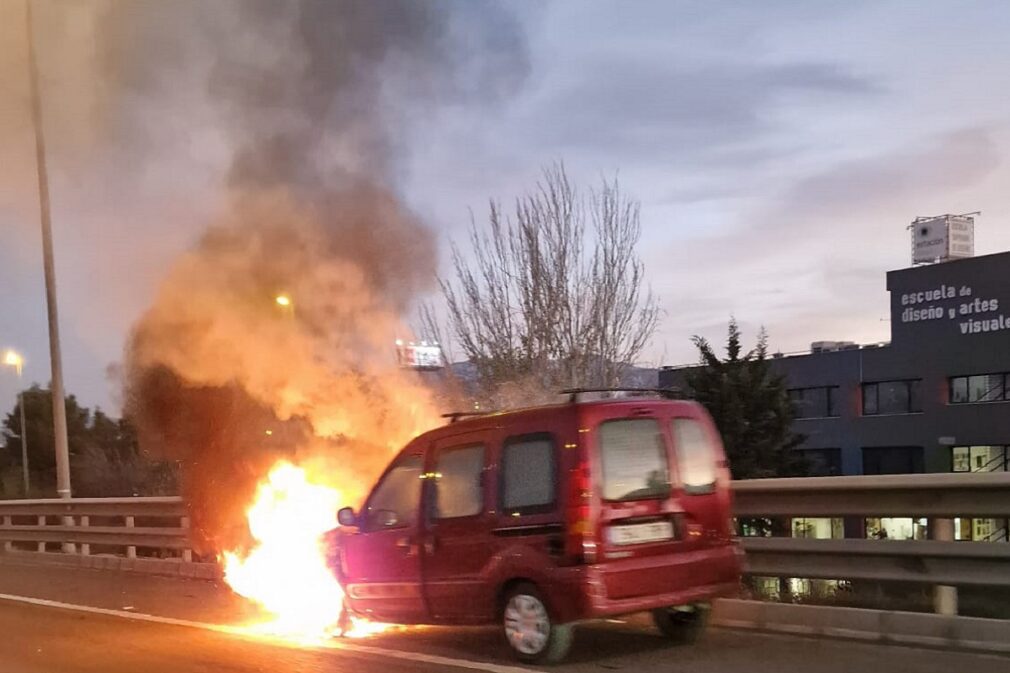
(547, 543), (744, 623)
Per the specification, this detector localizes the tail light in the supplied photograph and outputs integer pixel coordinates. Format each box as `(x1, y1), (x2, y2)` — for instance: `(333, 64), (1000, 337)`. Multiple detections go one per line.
(564, 449), (597, 564)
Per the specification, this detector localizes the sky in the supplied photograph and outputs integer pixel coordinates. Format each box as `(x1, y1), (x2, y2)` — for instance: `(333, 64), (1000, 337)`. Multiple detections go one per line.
(2, 0), (1010, 415)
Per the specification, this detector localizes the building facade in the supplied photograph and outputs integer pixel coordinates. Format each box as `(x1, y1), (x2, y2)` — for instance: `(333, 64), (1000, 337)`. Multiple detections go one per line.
(660, 249), (1010, 542)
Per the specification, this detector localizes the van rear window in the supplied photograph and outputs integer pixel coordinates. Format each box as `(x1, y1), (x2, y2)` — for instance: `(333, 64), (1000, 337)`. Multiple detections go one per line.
(672, 418), (717, 494)
(598, 419), (670, 501)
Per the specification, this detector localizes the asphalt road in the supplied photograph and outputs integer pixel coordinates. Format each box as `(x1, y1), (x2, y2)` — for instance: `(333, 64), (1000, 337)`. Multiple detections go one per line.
(0, 558), (1007, 673)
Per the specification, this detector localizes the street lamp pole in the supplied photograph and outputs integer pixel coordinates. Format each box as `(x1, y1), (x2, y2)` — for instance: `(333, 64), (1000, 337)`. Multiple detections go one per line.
(3, 351), (30, 497)
(26, 0), (71, 499)
(18, 389), (29, 496)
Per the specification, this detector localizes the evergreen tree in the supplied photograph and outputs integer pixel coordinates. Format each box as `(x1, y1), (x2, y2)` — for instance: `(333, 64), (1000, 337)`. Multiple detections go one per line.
(1, 390), (175, 497)
(686, 319), (806, 479)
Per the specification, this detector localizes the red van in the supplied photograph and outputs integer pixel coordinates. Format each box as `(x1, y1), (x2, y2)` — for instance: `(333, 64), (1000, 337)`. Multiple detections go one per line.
(332, 390), (742, 663)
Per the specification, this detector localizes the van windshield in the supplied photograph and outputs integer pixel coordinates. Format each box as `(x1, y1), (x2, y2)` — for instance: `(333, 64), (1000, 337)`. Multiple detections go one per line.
(598, 418), (671, 500)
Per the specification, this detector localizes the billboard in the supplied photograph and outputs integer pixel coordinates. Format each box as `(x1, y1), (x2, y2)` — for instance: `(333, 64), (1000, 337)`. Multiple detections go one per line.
(911, 214), (975, 264)
(395, 341), (444, 370)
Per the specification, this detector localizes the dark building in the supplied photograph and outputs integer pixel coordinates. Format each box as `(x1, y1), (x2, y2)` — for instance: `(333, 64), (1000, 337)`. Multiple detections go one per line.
(661, 249), (1010, 542)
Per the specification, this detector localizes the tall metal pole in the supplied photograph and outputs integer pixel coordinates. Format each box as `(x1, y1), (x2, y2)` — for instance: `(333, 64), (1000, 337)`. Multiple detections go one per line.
(26, 0), (72, 500)
(18, 390), (29, 497)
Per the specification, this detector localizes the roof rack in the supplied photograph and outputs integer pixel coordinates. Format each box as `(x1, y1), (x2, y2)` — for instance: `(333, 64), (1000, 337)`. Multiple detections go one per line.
(440, 411), (489, 424)
(560, 387), (684, 403)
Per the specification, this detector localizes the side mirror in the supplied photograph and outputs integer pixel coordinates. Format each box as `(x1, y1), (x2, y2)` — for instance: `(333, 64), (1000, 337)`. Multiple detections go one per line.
(337, 507), (357, 527)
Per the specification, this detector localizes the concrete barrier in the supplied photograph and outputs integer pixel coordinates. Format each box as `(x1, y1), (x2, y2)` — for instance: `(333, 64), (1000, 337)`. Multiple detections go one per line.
(712, 598), (1010, 655)
(1, 549), (219, 580)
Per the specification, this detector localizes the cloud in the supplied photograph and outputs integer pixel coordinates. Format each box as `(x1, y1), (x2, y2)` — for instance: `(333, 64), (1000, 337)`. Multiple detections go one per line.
(526, 58), (877, 163)
(653, 126), (1005, 362)
(784, 127), (1001, 217)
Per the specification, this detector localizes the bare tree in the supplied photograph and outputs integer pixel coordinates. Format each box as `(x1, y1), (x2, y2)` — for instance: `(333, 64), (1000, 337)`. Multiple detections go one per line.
(431, 163), (659, 401)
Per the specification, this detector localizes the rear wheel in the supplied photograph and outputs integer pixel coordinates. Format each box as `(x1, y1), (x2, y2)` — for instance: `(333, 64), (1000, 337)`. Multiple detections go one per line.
(502, 583), (573, 664)
(652, 603), (710, 644)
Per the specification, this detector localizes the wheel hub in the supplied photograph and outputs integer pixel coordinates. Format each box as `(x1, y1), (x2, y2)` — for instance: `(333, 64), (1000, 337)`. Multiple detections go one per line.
(504, 594), (549, 655)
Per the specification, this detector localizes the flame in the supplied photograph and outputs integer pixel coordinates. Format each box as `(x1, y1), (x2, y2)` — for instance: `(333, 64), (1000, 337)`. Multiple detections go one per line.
(222, 460), (388, 640)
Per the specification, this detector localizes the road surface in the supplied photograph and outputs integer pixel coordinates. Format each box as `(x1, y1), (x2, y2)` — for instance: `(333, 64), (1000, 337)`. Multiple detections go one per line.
(0, 558), (1006, 672)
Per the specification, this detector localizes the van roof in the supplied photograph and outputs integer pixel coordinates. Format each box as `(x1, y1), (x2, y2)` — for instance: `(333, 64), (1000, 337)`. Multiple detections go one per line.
(420, 397), (702, 440)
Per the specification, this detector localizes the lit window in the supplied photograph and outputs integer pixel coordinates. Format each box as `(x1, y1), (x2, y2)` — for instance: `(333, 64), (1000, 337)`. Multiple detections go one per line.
(951, 445), (1007, 473)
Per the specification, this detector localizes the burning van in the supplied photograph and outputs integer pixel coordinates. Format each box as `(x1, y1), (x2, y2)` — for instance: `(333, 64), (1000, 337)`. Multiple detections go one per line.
(331, 389), (743, 663)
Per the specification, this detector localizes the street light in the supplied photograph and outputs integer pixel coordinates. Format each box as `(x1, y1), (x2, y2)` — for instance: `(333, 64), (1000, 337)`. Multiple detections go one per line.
(3, 350), (22, 375)
(274, 293), (296, 321)
(26, 0), (72, 500)
(2, 349), (30, 496)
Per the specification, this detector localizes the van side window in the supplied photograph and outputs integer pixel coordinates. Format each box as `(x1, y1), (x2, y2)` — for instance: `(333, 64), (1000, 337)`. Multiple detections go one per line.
(501, 434), (556, 514)
(434, 445), (485, 519)
(364, 454), (423, 531)
(672, 418), (717, 494)
(599, 419), (670, 501)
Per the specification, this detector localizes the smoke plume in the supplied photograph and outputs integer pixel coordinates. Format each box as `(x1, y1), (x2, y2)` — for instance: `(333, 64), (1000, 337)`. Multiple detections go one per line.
(92, 0), (530, 551)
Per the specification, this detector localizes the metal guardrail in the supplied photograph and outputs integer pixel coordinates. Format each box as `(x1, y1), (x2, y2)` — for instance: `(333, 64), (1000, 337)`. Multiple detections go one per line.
(733, 472), (1010, 517)
(0, 473), (1008, 613)
(0, 496), (192, 562)
(732, 472), (1010, 615)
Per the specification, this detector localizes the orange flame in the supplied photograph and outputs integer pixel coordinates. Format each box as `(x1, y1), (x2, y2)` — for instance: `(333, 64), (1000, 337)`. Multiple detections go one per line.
(222, 460), (387, 640)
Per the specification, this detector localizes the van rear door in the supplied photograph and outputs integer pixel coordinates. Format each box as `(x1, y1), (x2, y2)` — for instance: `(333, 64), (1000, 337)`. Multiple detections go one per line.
(668, 413), (737, 587)
(593, 410), (689, 599)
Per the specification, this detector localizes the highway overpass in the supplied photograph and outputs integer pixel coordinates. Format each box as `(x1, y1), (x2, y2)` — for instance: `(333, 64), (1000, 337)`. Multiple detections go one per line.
(1, 472), (1008, 671)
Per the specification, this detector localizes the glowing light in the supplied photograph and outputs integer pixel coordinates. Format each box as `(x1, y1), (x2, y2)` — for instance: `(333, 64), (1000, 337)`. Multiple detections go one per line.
(275, 294), (292, 307)
(2, 350), (23, 376)
(222, 461), (391, 640)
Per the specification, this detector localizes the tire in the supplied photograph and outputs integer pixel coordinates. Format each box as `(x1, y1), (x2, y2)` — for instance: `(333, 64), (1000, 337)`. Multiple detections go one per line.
(502, 582), (573, 664)
(651, 602), (710, 644)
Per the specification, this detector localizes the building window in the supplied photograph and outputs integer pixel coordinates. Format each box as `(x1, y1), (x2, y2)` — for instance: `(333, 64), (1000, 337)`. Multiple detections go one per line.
(788, 386), (840, 418)
(951, 446), (1008, 543)
(862, 446), (924, 474)
(792, 518), (844, 539)
(949, 373), (1009, 404)
(951, 445), (1007, 473)
(865, 517), (928, 540)
(955, 517), (1008, 542)
(862, 379), (922, 415)
(798, 448), (842, 476)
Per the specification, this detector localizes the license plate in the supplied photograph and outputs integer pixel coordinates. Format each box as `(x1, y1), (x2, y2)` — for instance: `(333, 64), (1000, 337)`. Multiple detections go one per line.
(608, 521), (674, 546)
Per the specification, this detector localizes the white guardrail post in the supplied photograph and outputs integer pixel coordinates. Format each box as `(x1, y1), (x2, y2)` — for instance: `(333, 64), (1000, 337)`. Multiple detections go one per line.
(931, 517), (958, 615)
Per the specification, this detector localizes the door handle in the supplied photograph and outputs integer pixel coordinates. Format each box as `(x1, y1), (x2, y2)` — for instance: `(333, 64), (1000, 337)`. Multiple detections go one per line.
(395, 536), (418, 557)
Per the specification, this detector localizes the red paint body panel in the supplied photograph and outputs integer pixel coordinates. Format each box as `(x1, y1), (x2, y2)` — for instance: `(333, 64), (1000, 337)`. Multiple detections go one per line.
(335, 398), (744, 626)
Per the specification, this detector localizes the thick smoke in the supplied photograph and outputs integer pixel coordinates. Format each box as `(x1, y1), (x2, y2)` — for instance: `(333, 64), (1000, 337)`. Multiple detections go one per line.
(101, 0), (528, 552)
